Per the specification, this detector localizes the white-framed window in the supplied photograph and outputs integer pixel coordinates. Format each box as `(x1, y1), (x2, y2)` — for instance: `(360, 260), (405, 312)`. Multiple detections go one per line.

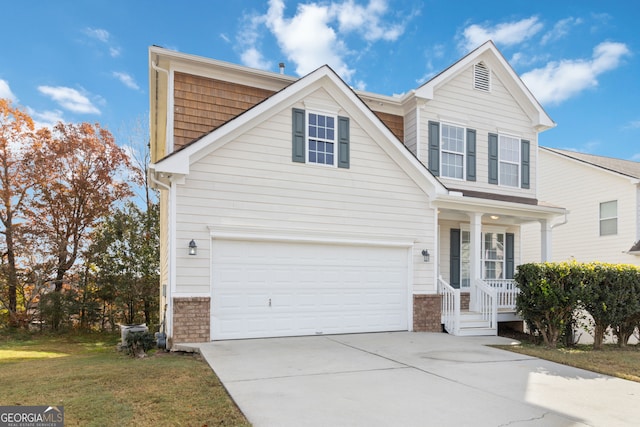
(482, 232), (505, 279)
(441, 124), (465, 179)
(499, 135), (520, 187)
(600, 200), (618, 236)
(461, 230), (471, 288)
(307, 111), (336, 166)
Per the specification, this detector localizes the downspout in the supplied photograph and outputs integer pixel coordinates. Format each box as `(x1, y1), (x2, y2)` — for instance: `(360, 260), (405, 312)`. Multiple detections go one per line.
(551, 211), (568, 229)
(149, 170), (172, 348)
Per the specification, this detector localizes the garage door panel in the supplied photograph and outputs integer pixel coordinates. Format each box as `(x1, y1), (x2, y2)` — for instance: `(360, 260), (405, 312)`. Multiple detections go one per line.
(212, 240), (409, 340)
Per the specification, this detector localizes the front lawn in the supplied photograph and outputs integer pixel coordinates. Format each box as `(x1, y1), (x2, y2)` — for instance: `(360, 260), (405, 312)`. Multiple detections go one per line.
(0, 331), (250, 426)
(496, 332), (640, 383)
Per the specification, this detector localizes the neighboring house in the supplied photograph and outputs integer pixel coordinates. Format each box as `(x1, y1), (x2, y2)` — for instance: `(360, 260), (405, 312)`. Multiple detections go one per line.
(148, 41), (565, 347)
(522, 147), (640, 265)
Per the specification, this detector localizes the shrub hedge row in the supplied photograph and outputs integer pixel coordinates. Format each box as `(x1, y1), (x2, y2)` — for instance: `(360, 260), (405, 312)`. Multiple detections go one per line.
(515, 262), (640, 348)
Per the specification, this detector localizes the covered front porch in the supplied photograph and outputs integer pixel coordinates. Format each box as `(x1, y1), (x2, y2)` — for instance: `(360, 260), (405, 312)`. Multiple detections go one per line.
(434, 194), (565, 336)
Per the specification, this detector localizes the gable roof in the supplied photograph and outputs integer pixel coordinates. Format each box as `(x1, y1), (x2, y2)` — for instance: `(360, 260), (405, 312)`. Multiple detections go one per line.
(542, 147), (640, 180)
(414, 40), (555, 131)
(152, 63), (449, 198)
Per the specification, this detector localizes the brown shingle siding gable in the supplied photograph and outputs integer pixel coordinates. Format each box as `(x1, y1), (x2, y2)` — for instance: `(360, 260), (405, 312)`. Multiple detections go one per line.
(173, 72), (275, 150)
(373, 111), (404, 143)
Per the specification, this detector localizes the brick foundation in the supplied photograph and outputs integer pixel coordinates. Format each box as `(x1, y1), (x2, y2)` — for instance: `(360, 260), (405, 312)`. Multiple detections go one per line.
(461, 292), (470, 311)
(413, 294), (442, 332)
(172, 297), (210, 343)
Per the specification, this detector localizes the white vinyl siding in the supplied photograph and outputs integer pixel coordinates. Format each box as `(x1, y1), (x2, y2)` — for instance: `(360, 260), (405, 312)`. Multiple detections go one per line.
(520, 149), (638, 265)
(420, 57), (537, 199)
(600, 200), (618, 236)
(173, 88), (435, 295)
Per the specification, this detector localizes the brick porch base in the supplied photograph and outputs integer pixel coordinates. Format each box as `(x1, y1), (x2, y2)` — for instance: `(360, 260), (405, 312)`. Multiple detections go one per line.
(413, 294), (442, 332)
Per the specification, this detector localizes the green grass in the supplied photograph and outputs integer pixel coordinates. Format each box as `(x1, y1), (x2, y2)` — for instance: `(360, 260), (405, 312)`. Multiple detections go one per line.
(495, 335), (640, 383)
(0, 331), (250, 426)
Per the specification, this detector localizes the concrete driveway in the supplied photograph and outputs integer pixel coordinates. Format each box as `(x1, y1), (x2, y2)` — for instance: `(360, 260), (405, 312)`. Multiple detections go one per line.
(190, 332), (640, 426)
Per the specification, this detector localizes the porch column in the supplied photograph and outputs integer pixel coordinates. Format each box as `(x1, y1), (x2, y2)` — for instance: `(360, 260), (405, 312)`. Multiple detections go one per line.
(540, 219), (552, 262)
(469, 212), (482, 311)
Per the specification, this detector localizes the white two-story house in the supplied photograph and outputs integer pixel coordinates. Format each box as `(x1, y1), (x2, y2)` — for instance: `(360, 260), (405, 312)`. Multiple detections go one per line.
(149, 41), (565, 347)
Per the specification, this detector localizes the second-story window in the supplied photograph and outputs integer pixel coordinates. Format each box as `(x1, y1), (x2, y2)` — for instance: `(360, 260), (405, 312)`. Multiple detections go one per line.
(441, 124), (465, 179)
(307, 112), (336, 166)
(499, 135), (520, 187)
(600, 200), (618, 236)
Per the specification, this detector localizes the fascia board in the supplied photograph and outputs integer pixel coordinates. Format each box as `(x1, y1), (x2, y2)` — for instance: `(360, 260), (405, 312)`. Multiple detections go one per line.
(434, 193), (566, 220)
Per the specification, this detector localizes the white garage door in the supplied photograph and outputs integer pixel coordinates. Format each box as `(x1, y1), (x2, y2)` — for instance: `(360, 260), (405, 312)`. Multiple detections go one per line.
(211, 239), (409, 340)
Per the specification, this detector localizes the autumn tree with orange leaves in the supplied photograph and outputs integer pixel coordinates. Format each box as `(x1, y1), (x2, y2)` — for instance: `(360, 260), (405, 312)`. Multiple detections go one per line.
(0, 99), (136, 329)
(0, 99), (36, 326)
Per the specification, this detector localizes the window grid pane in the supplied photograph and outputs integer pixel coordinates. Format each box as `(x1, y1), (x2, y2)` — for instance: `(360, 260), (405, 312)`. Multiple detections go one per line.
(308, 113), (336, 165)
(600, 201), (618, 236)
(441, 124), (465, 179)
(499, 135), (520, 187)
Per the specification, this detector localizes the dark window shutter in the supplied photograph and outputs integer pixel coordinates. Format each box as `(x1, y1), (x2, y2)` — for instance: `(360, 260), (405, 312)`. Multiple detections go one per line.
(466, 128), (476, 181)
(506, 233), (515, 279)
(338, 116), (350, 168)
(521, 140), (530, 189)
(428, 121), (440, 176)
(292, 108), (305, 163)
(488, 133), (498, 184)
(450, 228), (461, 289)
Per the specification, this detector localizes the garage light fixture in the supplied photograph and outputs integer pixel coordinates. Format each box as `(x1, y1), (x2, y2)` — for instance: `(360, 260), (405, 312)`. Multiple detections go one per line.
(188, 239), (197, 256)
(421, 249), (430, 262)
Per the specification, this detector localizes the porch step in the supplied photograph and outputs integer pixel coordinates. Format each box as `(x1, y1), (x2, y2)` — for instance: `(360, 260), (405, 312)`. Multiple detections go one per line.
(456, 327), (497, 336)
(459, 311), (491, 329)
(453, 311), (497, 336)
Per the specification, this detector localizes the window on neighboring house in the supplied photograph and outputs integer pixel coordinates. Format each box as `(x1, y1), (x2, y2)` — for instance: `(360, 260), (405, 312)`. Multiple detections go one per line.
(461, 230), (471, 288)
(499, 135), (520, 187)
(600, 200), (618, 236)
(441, 124), (465, 179)
(307, 112), (336, 166)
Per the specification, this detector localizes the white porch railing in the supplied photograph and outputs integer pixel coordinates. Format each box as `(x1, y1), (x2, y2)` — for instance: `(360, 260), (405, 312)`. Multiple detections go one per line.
(474, 279), (498, 331)
(438, 275), (460, 335)
(483, 279), (519, 310)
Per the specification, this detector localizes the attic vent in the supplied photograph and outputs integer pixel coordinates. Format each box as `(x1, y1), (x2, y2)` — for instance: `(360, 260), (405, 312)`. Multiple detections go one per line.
(473, 62), (491, 92)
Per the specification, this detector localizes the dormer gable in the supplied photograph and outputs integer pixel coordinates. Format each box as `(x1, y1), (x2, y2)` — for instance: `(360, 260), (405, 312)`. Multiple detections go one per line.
(415, 40), (554, 131)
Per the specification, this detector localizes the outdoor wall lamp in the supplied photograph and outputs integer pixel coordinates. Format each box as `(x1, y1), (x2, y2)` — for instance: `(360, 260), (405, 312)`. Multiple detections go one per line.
(188, 239), (197, 256)
(421, 249), (430, 262)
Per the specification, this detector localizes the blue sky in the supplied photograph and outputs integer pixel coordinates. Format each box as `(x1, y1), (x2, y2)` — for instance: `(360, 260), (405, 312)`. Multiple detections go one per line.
(1, 0), (638, 161)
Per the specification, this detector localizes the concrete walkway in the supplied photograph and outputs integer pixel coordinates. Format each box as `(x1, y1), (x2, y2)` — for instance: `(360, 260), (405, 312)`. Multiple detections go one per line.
(189, 332), (640, 426)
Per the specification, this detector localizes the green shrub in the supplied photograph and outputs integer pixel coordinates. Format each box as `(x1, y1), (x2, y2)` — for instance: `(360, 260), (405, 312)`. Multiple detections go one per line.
(515, 262), (583, 348)
(124, 331), (156, 357)
(581, 263), (640, 348)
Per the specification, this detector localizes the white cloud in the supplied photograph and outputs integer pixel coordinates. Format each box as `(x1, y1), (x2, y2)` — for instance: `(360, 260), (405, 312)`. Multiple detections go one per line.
(625, 120), (640, 130)
(38, 86), (101, 114)
(0, 79), (17, 101)
(265, 0), (353, 79)
(112, 72), (140, 90)
(632, 153), (640, 161)
(521, 42), (630, 105)
(460, 16), (543, 52)
(541, 17), (583, 45)
(241, 48), (272, 70)
(332, 0), (406, 42)
(220, 33), (230, 43)
(84, 27), (121, 57)
(84, 27), (110, 43)
(238, 0), (409, 82)
(27, 108), (65, 130)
